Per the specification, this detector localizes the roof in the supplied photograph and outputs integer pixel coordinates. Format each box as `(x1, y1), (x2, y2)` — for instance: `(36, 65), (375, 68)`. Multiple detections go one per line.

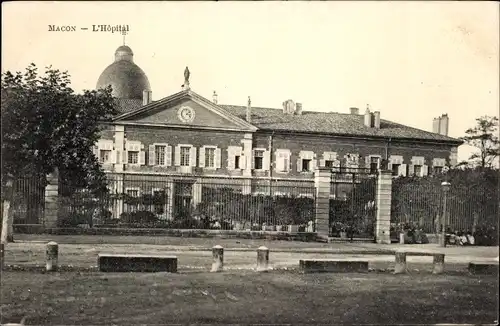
(112, 95), (462, 144)
(220, 105), (462, 143)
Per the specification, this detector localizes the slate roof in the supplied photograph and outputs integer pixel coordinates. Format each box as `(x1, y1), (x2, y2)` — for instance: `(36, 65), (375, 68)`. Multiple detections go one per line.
(112, 97), (462, 144)
(115, 98), (147, 114)
(220, 105), (462, 143)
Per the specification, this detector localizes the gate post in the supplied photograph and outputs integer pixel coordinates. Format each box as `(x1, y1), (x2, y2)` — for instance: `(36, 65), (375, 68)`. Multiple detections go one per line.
(44, 168), (59, 228)
(314, 168), (331, 239)
(375, 170), (392, 244)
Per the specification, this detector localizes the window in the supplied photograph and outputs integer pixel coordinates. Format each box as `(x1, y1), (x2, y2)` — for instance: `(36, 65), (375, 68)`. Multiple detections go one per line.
(128, 151), (139, 164)
(433, 166), (443, 175)
(276, 150), (290, 172)
(302, 159), (311, 172)
(180, 146), (190, 166)
(325, 160), (334, 168)
(126, 189), (139, 197)
(392, 164), (400, 176)
(254, 150), (264, 170)
(100, 150), (111, 163)
(155, 145), (166, 165)
(370, 157), (379, 174)
(413, 165), (422, 176)
(234, 155), (241, 169)
(205, 147), (215, 168)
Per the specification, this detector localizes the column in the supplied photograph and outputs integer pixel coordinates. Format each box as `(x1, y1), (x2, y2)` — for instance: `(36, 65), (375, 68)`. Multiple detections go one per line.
(375, 170), (392, 244)
(114, 125), (125, 172)
(44, 168), (59, 228)
(314, 167), (331, 237)
(113, 174), (124, 219)
(166, 182), (174, 220)
(241, 133), (253, 178)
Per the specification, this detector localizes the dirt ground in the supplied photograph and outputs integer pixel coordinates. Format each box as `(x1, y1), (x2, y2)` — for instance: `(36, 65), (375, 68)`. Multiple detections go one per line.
(1, 271), (498, 325)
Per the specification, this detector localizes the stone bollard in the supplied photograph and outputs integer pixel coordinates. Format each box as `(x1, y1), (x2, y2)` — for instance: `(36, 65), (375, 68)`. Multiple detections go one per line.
(256, 246), (269, 272)
(432, 254), (445, 274)
(394, 251), (407, 274)
(399, 233), (405, 244)
(211, 245), (224, 272)
(46, 241), (59, 272)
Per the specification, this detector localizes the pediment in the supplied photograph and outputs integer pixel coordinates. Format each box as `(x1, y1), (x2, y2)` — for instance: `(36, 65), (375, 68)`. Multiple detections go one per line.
(112, 90), (257, 132)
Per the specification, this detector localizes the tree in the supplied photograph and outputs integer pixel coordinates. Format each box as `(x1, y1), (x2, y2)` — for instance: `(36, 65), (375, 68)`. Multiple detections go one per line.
(460, 116), (499, 168)
(1, 64), (118, 243)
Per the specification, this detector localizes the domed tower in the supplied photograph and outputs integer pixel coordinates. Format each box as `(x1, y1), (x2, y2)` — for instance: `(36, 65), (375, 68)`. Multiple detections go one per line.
(96, 45), (151, 100)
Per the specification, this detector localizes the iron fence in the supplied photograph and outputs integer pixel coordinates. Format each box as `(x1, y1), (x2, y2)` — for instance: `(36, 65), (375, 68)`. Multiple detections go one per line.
(391, 179), (498, 234)
(7, 177), (46, 225)
(58, 174), (316, 231)
(329, 167), (377, 241)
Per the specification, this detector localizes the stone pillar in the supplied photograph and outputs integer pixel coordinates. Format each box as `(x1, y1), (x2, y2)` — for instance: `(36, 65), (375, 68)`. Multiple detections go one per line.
(44, 169), (59, 228)
(211, 245), (224, 272)
(256, 246), (269, 272)
(114, 125), (125, 172)
(375, 170), (392, 244)
(314, 168), (331, 237)
(112, 174), (124, 219)
(242, 178), (252, 195)
(166, 182), (174, 221)
(46, 241), (58, 272)
(241, 133), (253, 178)
(433, 254), (445, 274)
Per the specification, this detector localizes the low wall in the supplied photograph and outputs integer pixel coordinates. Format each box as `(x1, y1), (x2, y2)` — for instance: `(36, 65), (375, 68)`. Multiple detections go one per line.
(13, 224), (319, 242)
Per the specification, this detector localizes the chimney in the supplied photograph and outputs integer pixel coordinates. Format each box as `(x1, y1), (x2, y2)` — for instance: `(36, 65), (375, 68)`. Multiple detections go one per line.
(246, 96), (252, 122)
(364, 105), (372, 128)
(142, 90), (152, 106)
(432, 117), (441, 134)
(349, 107), (359, 115)
(295, 103), (302, 116)
(439, 114), (449, 136)
(282, 99), (294, 114)
(373, 111), (381, 128)
(212, 91), (218, 104)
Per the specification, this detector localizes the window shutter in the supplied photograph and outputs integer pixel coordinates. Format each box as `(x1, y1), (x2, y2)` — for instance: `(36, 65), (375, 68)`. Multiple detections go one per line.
(388, 162), (393, 171)
(174, 145), (181, 166)
(319, 159), (325, 167)
(399, 164), (407, 176)
(190, 147), (197, 167)
(110, 150), (117, 164)
(165, 145), (172, 166)
(199, 146), (206, 168)
(148, 144), (156, 166)
(139, 150), (146, 165)
(408, 164), (414, 176)
(251, 151), (255, 170)
(263, 150), (271, 171)
(240, 150), (246, 169)
(275, 152), (284, 172)
(297, 158), (303, 172)
(365, 156), (371, 169)
(92, 145), (99, 158)
(227, 148), (235, 170)
(311, 159), (317, 171)
(122, 149), (128, 164)
(422, 165), (428, 176)
(214, 148), (221, 169)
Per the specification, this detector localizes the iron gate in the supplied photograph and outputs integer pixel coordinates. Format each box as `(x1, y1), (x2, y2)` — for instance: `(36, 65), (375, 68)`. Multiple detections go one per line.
(329, 167), (377, 242)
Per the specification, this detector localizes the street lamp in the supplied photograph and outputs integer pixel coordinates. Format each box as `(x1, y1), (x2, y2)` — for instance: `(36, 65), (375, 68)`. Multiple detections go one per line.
(441, 181), (451, 247)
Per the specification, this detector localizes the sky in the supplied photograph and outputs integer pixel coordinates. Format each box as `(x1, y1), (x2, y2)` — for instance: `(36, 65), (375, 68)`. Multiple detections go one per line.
(2, 1), (499, 163)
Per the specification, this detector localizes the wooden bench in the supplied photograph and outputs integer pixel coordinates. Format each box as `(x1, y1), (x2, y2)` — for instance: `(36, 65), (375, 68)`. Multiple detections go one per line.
(299, 259), (369, 273)
(394, 251), (445, 274)
(98, 254), (177, 273)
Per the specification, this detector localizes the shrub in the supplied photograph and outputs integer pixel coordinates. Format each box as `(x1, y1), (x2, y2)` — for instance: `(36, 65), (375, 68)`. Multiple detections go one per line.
(119, 211), (158, 224)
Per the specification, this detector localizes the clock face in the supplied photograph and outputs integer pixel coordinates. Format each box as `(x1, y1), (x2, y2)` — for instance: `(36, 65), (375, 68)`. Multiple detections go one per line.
(177, 106), (195, 123)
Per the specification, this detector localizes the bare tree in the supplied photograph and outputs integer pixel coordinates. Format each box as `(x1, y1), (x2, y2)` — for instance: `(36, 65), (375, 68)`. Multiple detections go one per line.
(460, 116), (499, 168)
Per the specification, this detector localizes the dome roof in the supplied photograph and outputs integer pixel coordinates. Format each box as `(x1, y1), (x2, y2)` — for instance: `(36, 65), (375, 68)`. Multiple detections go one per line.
(96, 45), (151, 99)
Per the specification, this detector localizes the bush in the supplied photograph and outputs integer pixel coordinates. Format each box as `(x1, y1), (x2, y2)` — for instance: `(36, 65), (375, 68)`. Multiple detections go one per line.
(57, 212), (92, 227)
(119, 211), (158, 224)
